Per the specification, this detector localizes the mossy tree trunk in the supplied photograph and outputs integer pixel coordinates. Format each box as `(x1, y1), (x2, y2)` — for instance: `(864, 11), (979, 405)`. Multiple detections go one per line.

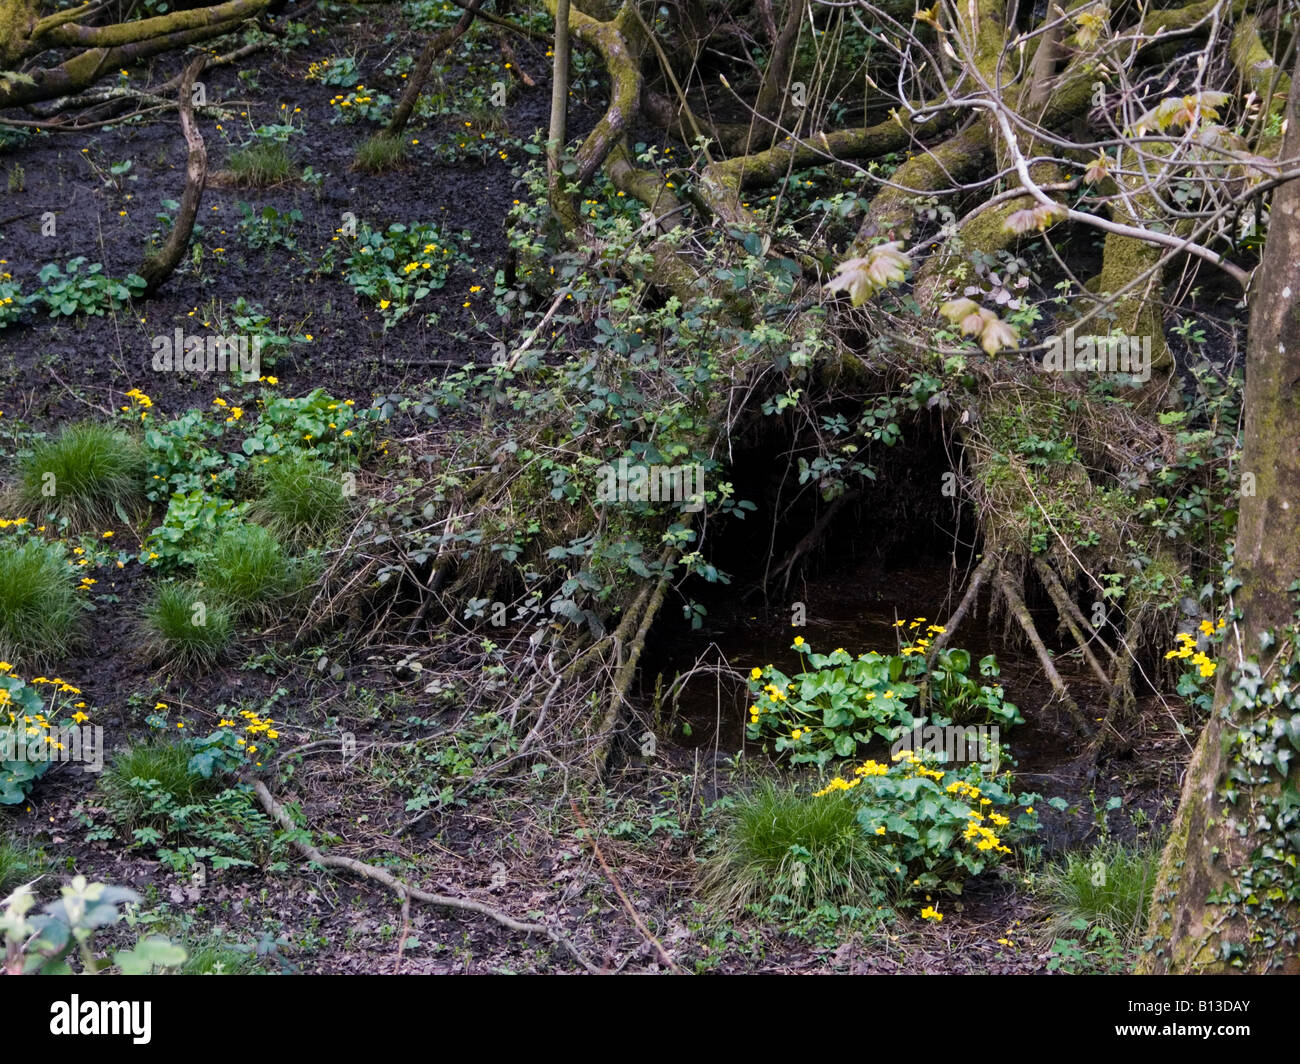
(1140, 52), (1300, 975)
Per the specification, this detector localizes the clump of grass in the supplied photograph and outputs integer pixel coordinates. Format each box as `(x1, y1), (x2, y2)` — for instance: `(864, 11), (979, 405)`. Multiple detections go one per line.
(699, 781), (894, 915)
(0, 539), (81, 666)
(196, 524), (298, 618)
(181, 941), (261, 975)
(1035, 838), (1160, 946)
(0, 839), (46, 896)
(142, 581), (235, 669)
(249, 451), (347, 546)
(17, 421), (146, 527)
(354, 133), (407, 174)
(224, 142), (296, 187)
(99, 740), (212, 831)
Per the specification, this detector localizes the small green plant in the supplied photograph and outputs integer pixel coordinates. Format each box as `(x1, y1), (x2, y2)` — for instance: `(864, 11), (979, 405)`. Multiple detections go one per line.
(0, 278), (27, 328)
(0, 539), (81, 667)
(1046, 919), (1131, 974)
(0, 839), (45, 895)
(250, 450), (347, 545)
(224, 141), (296, 187)
(327, 84), (392, 124)
(99, 740), (214, 831)
(35, 258), (146, 317)
(142, 490), (250, 569)
(1036, 839), (1160, 969)
(1, 668), (89, 804)
(343, 221), (465, 326)
(2, 876), (187, 974)
(195, 524), (297, 617)
(6, 164), (22, 193)
(355, 132), (408, 173)
(181, 939), (261, 974)
(699, 782), (895, 916)
(142, 581), (235, 668)
(17, 421), (147, 527)
(236, 202), (303, 251)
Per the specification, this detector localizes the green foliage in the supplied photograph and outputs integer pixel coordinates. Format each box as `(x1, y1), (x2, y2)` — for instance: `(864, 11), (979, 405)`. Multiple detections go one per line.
(0, 670), (87, 804)
(815, 752), (1039, 901)
(0, 539), (81, 667)
(236, 202), (303, 251)
(0, 839), (45, 895)
(243, 388), (371, 465)
(342, 221), (465, 326)
(224, 141), (296, 187)
(1, 876), (186, 974)
(250, 450), (347, 546)
(35, 258), (146, 318)
(746, 631), (1021, 767)
(18, 421), (147, 527)
(142, 490), (250, 569)
(1047, 919), (1132, 974)
(1037, 839), (1159, 963)
(142, 581), (235, 669)
(1187, 621), (1300, 970)
(0, 278), (30, 327)
(327, 84), (392, 124)
(699, 782), (895, 916)
(195, 524), (299, 618)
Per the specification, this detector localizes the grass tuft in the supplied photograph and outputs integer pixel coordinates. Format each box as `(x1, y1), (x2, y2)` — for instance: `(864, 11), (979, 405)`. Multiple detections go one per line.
(1035, 838), (1160, 946)
(0, 539), (81, 666)
(353, 133), (407, 174)
(699, 781), (893, 915)
(196, 524), (299, 619)
(224, 142), (296, 187)
(142, 581), (235, 669)
(250, 451), (347, 546)
(17, 421), (146, 528)
(0, 839), (46, 897)
(99, 740), (213, 831)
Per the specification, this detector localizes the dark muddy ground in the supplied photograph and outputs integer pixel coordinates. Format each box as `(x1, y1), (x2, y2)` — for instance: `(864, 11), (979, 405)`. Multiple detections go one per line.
(0, 4), (1192, 974)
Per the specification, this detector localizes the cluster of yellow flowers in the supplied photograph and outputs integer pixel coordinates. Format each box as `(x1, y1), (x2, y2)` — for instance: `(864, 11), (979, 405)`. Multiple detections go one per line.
(218, 708), (279, 757)
(1164, 622), (1222, 678)
(0, 517), (28, 530)
(122, 388), (153, 421)
(211, 397), (244, 423)
(895, 618), (945, 656)
(329, 85), (374, 108)
(0, 666), (90, 753)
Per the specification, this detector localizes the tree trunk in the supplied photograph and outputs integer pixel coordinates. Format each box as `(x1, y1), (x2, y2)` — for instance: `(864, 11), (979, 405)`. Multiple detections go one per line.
(1139, 51), (1300, 975)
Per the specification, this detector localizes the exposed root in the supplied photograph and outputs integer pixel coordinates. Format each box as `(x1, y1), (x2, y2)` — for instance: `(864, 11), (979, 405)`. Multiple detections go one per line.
(924, 553), (996, 668)
(1033, 556), (1114, 689)
(996, 566), (1093, 736)
(253, 780), (604, 973)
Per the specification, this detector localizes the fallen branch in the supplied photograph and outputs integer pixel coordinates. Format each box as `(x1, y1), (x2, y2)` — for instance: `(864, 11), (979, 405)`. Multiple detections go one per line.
(138, 56), (207, 297)
(569, 798), (683, 974)
(253, 779), (603, 973)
